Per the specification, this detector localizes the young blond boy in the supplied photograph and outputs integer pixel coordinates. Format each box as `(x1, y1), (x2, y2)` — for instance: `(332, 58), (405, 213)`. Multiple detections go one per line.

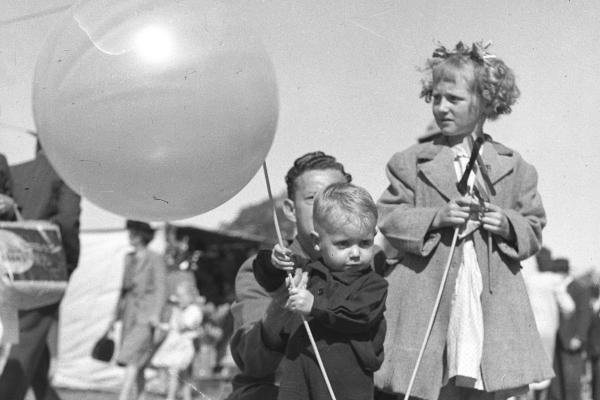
(254, 182), (388, 400)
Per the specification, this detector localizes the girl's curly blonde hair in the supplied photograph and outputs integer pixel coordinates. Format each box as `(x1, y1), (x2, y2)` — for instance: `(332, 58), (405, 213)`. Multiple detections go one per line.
(420, 41), (520, 120)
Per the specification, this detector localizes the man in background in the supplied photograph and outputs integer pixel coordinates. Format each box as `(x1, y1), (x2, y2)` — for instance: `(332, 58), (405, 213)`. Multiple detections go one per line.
(0, 151), (18, 374)
(0, 142), (81, 400)
(588, 269), (600, 400)
(548, 258), (591, 400)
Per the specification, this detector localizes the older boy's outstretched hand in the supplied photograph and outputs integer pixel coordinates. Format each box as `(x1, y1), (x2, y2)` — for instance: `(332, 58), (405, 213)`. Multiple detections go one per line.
(286, 287), (314, 316)
(271, 243), (295, 271)
(481, 202), (515, 241)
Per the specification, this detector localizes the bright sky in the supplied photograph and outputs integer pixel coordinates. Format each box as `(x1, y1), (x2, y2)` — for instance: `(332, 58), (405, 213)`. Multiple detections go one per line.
(1, 0), (599, 273)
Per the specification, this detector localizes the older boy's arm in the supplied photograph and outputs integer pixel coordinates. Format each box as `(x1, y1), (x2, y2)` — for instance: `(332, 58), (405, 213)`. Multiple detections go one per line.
(253, 250), (287, 292)
(378, 152), (442, 257)
(230, 299), (290, 376)
(496, 159), (546, 261)
(310, 275), (388, 334)
(230, 257), (291, 377)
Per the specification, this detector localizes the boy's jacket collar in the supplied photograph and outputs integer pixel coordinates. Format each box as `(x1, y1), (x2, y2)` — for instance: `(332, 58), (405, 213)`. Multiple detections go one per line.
(308, 260), (371, 284)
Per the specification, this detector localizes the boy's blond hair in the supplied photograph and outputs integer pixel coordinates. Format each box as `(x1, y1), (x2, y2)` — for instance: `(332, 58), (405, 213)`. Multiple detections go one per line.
(313, 182), (377, 232)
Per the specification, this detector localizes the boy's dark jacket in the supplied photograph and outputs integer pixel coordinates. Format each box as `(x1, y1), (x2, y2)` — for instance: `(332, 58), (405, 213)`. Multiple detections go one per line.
(253, 249), (388, 372)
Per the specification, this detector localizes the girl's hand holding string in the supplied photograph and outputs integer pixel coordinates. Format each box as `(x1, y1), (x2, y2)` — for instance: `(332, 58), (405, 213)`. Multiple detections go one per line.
(431, 196), (478, 230)
(481, 202), (515, 242)
(432, 197), (515, 241)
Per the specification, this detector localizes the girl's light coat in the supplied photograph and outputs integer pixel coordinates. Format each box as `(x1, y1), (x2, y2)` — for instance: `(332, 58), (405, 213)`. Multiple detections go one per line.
(375, 135), (554, 400)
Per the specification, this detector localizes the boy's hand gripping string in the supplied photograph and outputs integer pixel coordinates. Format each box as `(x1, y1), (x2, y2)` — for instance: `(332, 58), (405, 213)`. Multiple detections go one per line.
(273, 245), (313, 314)
(262, 162), (338, 400)
(284, 268), (335, 399)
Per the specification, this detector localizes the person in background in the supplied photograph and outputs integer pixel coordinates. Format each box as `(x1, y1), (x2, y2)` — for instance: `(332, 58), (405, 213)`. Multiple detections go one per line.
(0, 151), (17, 374)
(226, 151), (352, 400)
(522, 247), (567, 400)
(115, 220), (167, 400)
(164, 227), (200, 295)
(152, 280), (203, 400)
(548, 258), (591, 400)
(0, 142), (80, 400)
(588, 268), (600, 400)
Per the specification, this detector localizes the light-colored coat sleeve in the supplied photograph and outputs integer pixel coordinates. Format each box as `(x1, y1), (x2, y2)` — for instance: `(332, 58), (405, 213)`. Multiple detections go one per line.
(377, 150), (442, 257)
(496, 154), (546, 261)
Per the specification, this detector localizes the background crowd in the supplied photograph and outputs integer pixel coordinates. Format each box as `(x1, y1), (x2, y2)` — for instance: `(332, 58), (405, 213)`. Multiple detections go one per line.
(522, 248), (600, 400)
(109, 220), (239, 400)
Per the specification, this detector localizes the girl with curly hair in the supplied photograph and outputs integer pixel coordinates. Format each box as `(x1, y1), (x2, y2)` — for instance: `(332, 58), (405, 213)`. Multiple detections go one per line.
(374, 42), (554, 400)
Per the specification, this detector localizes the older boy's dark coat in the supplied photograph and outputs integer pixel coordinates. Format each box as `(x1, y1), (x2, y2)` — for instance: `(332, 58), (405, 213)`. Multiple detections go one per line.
(254, 251), (388, 400)
(375, 135), (554, 400)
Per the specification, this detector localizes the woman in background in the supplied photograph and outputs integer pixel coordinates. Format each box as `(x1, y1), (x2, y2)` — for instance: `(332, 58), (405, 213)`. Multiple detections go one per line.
(116, 220), (167, 400)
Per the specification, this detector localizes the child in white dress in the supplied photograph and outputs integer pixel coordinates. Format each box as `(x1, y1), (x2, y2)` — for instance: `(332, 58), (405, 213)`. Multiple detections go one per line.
(152, 280), (203, 400)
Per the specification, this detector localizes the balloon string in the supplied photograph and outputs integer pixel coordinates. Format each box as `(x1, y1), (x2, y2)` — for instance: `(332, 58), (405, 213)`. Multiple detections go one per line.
(262, 162), (285, 247)
(261, 161), (337, 400)
(403, 227), (459, 400)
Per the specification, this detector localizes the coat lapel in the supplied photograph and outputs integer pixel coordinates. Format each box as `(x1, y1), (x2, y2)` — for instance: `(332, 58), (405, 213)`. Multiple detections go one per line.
(416, 135), (515, 201)
(479, 139), (514, 188)
(418, 140), (461, 201)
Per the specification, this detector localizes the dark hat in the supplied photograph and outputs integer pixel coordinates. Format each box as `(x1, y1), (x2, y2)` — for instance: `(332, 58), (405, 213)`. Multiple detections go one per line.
(552, 258), (570, 274)
(125, 220), (154, 234)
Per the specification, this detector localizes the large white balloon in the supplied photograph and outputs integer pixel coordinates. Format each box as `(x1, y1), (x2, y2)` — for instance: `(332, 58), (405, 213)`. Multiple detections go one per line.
(33, 0), (278, 221)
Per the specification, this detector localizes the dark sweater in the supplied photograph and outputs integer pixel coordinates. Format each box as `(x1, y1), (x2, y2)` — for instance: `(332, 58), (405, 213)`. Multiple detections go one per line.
(253, 250), (388, 400)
